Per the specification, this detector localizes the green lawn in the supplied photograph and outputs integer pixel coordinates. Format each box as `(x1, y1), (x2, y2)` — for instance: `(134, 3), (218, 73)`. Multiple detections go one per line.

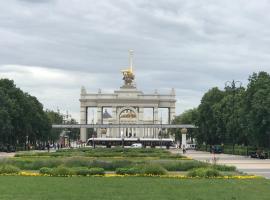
(0, 176), (269, 200)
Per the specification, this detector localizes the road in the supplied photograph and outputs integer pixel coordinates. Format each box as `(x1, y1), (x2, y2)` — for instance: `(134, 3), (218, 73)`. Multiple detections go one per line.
(171, 149), (270, 178)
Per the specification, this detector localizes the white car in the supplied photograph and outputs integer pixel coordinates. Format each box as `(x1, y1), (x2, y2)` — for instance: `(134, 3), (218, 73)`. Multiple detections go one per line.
(130, 143), (143, 148)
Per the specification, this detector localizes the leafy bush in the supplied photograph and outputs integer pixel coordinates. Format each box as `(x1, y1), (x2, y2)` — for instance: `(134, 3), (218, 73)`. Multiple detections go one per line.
(39, 167), (53, 175)
(4, 158), (62, 170)
(90, 160), (112, 170)
(115, 167), (141, 175)
(158, 160), (208, 171)
(111, 160), (133, 169)
(51, 166), (73, 177)
(116, 164), (167, 175)
(88, 160), (135, 171)
(72, 167), (104, 176)
(0, 165), (20, 174)
(212, 164), (236, 171)
(187, 168), (221, 178)
(15, 147), (176, 158)
(140, 164), (167, 175)
(72, 167), (91, 176)
(88, 168), (105, 175)
(64, 157), (90, 168)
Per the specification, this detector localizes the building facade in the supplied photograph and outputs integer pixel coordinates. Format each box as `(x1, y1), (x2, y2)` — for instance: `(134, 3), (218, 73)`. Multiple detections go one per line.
(79, 51), (176, 142)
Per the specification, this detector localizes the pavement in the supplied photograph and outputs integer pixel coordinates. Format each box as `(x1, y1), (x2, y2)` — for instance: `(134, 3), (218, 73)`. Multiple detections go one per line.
(0, 152), (16, 159)
(170, 149), (270, 179)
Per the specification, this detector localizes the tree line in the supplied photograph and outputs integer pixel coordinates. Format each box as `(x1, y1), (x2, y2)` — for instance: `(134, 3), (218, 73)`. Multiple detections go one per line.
(0, 79), (79, 148)
(172, 71), (270, 148)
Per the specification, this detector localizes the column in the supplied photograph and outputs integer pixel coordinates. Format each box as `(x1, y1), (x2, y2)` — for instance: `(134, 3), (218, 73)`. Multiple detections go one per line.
(182, 133), (187, 149)
(169, 107), (176, 124)
(112, 107), (117, 137)
(138, 107), (144, 138)
(153, 107), (158, 138)
(80, 106), (87, 142)
(181, 128), (187, 149)
(96, 107), (102, 137)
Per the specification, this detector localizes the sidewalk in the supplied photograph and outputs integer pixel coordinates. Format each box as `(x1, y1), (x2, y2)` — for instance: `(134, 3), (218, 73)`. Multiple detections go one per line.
(170, 149), (270, 178)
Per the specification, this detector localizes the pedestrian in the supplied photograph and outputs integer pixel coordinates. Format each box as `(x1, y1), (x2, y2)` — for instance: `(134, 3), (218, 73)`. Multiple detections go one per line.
(182, 145), (186, 154)
(46, 143), (50, 152)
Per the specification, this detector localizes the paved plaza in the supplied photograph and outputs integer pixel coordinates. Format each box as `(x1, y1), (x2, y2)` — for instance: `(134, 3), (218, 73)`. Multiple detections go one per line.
(172, 150), (270, 179)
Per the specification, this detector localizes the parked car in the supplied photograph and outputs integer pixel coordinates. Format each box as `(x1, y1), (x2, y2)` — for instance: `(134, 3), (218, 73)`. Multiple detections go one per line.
(130, 143), (143, 148)
(249, 151), (268, 159)
(210, 145), (223, 154)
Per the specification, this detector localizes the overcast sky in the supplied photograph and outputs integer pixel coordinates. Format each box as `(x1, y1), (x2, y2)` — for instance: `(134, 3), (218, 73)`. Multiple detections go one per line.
(0, 0), (270, 121)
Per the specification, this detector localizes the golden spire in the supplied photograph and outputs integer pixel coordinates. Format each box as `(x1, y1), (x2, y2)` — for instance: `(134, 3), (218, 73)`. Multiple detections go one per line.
(121, 50), (135, 86)
(129, 49), (133, 73)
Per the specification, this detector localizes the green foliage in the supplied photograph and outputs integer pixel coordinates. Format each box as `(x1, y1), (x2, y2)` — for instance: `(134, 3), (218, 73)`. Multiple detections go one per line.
(115, 167), (141, 175)
(157, 160), (208, 171)
(4, 158), (62, 170)
(39, 167), (53, 175)
(16, 148), (179, 159)
(72, 167), (105, 176)
(116, 164), (167, 175)
(140, 164), (167, 175)
(51, 166), (73, 177)
(187, 168), (221, 178)
(0, 165), (20, 174)
(72, 167), (90, 176)
(88, 168), (105, 175)
(182, 71), (270, 149)
(243, 72), (270, 147)
(0, 79), (51, 146)
(212, 165), (236, 172)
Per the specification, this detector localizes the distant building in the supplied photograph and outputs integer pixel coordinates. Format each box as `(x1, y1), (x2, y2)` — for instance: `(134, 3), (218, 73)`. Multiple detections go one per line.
(79, 51), (176, 142)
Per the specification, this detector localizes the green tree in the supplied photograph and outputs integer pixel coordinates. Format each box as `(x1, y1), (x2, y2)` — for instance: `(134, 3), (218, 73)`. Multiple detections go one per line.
(197, 87), (225, 145)
(0, 79), (52, 147)
(243, 72), (270, 148)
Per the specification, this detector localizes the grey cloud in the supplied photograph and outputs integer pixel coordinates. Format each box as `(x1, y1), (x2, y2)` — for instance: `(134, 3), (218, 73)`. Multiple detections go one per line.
(0, 0), (270, 118)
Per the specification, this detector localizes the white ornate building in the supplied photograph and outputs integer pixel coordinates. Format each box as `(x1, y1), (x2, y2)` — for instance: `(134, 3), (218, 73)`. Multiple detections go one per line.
(79, 51), (176, 142)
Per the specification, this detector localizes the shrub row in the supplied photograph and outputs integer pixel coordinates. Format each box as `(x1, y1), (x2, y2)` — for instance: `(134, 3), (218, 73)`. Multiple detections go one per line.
(187, 168), (221, 178)
(157, 160), (208, 171)
(39, 166), (105, 176)
(15, 148), (176, 158)
(0, 165), (20, 174)
(116, 164), (167, 175)
(1, 158), (236, 172)
(1, 157), (135, 171)
(212, 164), (236, 171)
(157, 161), (236, 172)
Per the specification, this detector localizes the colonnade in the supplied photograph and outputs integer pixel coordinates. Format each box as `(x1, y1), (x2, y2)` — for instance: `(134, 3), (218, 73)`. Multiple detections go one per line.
(80, 106), (175, 142)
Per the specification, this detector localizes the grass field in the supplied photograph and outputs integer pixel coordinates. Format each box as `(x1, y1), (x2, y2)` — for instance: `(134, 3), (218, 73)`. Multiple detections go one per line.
(0, 176), (269, 200)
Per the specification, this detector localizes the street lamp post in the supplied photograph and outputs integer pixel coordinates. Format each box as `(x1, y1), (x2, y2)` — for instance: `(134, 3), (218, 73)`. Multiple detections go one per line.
(225, 80), (242, 154)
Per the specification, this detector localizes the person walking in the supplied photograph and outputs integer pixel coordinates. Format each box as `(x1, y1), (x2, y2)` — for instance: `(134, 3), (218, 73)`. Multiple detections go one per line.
(46, 143), (50, 152)
(182, 145), (186, 154)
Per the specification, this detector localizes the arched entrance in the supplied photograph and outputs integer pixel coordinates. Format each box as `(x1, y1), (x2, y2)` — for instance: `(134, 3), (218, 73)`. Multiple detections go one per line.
(117, 107), (138, 138)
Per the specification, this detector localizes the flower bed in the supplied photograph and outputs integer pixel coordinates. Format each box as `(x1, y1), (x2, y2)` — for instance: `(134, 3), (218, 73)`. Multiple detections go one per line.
(5, 171), (261, 180)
